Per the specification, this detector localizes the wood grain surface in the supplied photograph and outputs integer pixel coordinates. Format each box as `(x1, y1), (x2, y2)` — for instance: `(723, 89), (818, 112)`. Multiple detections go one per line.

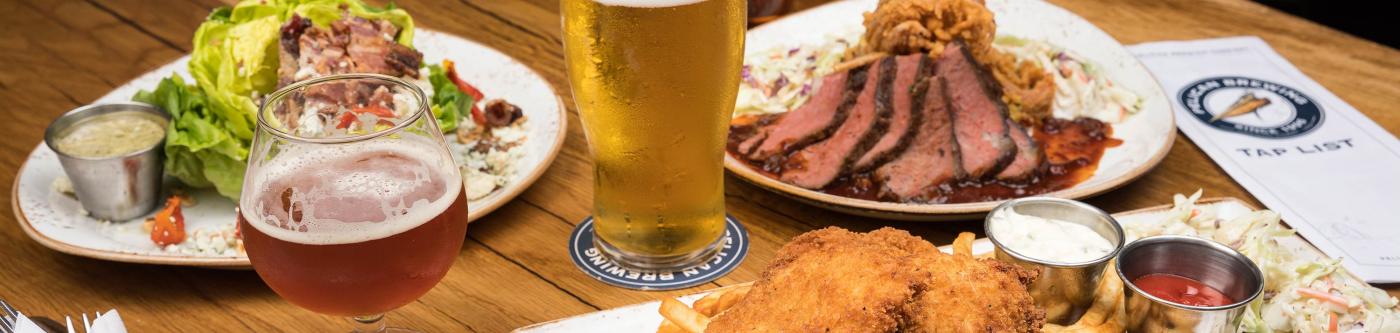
(1, 0), (1396, 331)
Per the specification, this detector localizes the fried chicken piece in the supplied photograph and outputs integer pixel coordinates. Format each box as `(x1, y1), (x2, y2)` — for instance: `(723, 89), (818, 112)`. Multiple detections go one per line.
(705, 227), (1045, 333)
(705, 228), (928, 332)
(906, 255), (1045, 332)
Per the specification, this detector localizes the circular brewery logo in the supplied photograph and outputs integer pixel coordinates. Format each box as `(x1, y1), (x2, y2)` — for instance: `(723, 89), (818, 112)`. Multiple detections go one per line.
(568, 215), (748, 291)
(1178, 76), (1323, 139)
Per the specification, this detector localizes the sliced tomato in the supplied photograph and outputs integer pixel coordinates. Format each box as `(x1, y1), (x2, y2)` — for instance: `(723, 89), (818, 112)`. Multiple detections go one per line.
(469, 104), (486, 126)
(336, 112), (358, 129)
(335, 105), (397, 129)
(443, 59), (485, 101)
(352, 105), (396, 118)
(151, 197), (186, 247)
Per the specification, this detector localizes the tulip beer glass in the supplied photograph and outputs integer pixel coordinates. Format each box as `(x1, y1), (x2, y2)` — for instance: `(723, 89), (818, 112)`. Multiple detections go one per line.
(239, 74), (468, 332)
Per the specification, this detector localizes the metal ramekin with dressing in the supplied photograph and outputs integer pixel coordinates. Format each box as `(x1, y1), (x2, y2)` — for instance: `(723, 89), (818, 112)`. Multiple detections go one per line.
(986, 197), (1125, 325)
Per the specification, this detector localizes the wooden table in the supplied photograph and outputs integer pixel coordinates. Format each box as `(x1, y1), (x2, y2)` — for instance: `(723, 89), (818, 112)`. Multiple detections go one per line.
(2, 0), (1397, 331)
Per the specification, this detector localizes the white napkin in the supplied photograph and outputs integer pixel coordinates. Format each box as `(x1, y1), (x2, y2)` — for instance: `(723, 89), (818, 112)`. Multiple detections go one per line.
(12, 309), (126, 333)
(1128, 36), (1400, 283)
(88, 310), (127, 333)
(12, 312), (46, 333)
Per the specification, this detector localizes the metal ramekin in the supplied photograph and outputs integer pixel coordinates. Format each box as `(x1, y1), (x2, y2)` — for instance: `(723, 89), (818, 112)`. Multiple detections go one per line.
(985, 197), (1126, 325)
(44, 102), (170, 221)
(1116, 235), (1264, 333)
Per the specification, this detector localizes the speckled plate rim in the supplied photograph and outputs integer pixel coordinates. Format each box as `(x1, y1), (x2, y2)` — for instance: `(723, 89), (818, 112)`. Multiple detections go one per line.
(465, 74), (569, 223)
(725, 0), (1177, 221)
(9, 29), (567, 267)
(9, 165), (251, 268)
(513, 197), (1359, 332)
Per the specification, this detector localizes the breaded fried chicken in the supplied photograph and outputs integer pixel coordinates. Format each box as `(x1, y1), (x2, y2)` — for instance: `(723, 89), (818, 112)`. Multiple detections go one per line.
(705, 227), (1045, 333)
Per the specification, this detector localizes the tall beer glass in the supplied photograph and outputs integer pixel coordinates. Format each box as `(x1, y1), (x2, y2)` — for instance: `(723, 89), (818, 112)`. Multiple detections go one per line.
(239, 74), (467, 332)
(563, 0), (746, 270)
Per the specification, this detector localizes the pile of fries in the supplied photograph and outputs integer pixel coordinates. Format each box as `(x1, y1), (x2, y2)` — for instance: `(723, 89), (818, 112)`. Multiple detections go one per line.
(657, 284), (752, 333)
(657, 233), (1131, 333)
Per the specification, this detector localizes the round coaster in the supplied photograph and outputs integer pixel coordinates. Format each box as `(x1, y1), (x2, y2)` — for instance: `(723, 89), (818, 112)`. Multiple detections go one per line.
(568, 215), (748, 291)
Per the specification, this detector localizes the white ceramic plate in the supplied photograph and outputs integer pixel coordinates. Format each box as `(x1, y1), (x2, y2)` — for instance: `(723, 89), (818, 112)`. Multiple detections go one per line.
(726, 0), (1176, 220)
(514, 198), (1340, 332)
(10, 29), (566, 267)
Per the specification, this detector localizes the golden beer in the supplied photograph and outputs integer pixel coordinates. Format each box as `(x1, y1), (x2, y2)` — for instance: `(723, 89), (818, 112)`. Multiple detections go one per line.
(563, 0), (745, 267)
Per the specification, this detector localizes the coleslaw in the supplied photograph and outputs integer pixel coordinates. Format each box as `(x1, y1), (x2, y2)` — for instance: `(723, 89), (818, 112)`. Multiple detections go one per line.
(1127, 191), (1400, 332)
(733, 32), (857, 117)
(995, 37), (1142, 123)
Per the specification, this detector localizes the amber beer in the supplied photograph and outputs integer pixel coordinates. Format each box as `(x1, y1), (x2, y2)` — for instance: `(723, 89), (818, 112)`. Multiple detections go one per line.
(238, 141), (467, 316)
(563, 0), (745, 268)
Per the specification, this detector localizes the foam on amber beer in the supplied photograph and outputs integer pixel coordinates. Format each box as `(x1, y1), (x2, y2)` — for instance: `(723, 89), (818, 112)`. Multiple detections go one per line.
(241, 138), (460, 245)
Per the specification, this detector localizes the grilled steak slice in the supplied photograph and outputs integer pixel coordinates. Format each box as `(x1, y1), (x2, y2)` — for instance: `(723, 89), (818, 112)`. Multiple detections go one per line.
(938, 41), (1016, 180)
(876, 77), (964, 201)
(853, 54), (927, 172)
(781, 57), (896, 189)
(995, 120), (1044, 181)
(745, 68), (867, 161)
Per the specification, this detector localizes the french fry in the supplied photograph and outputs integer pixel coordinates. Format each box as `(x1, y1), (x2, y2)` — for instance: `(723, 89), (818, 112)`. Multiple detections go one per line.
(659, 298), (710, 333)
(1045, 319), (1124, 333)
(953, 232), (975, 256)
(714, 285), (752, 314)
(656, 319), (687, 333)
(1046, 261), (1128, 333)
(691, 292), (722, 317)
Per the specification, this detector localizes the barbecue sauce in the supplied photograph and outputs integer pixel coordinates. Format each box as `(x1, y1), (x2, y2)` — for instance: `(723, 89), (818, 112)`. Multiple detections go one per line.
(727, 116), (1121, 204)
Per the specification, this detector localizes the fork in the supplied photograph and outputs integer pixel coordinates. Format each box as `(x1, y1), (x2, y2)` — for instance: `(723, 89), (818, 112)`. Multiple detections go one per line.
(2, 298), (22, 333)
(61, 313), (96, 333)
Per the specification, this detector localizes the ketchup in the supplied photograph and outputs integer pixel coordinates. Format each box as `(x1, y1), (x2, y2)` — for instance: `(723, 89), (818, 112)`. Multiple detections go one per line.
(1132, 273), (1235, 307)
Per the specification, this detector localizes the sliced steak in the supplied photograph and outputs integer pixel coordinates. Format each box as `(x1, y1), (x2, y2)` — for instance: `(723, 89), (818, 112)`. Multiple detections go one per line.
(937, 41), (1016, 180)
(876, 77), (964, 201)
(995, 120), (1044, 181)
(781, 57), (896, 189)
(745, 68), (866, 161)
(853, 54), (927, 172)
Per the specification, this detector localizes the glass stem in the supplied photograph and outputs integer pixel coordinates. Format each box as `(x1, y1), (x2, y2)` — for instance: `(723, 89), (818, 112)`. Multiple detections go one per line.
(351, 314), (386, 333)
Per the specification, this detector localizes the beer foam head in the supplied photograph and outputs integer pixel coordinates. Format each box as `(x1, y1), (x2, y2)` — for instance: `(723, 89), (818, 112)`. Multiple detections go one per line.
(591, 0), (706, 8)
(241, 138), (461, 245)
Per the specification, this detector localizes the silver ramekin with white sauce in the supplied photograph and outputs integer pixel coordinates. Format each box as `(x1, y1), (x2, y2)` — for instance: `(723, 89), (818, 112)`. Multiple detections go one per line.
(985, 197), (1125, 325)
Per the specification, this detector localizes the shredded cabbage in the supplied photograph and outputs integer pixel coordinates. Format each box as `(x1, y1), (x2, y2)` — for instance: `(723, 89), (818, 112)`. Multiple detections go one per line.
(1131, 191), (1400, 332)
(994, 36), (1142, 123)
(733, 30), (858, 117)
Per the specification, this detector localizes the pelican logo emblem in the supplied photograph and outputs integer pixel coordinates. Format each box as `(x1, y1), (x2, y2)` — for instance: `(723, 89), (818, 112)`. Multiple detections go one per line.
(1179, 76), (1323, 139)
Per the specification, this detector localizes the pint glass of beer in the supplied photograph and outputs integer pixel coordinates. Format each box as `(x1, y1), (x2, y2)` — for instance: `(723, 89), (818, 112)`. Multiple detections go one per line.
(240, 74), (467, 332)
(563, 0), (746, 270)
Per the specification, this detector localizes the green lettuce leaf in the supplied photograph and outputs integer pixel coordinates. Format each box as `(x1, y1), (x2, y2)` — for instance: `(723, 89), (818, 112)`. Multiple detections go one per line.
(142, 0), (418, 200)
(427, 64), (468, 133)
(133, 76), (248, 198)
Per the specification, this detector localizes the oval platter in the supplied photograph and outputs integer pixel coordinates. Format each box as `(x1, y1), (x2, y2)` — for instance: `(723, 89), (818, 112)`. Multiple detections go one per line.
(726, 0), (1175, 221)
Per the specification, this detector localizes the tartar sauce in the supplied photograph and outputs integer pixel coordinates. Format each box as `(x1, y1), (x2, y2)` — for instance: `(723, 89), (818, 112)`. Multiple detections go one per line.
(990, 209), (1114, 264)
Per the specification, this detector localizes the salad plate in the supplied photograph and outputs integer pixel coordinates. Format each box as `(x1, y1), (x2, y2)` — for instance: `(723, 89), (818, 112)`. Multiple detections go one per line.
(11, 28), (566, 268)
(726, 0), (1175, 220)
